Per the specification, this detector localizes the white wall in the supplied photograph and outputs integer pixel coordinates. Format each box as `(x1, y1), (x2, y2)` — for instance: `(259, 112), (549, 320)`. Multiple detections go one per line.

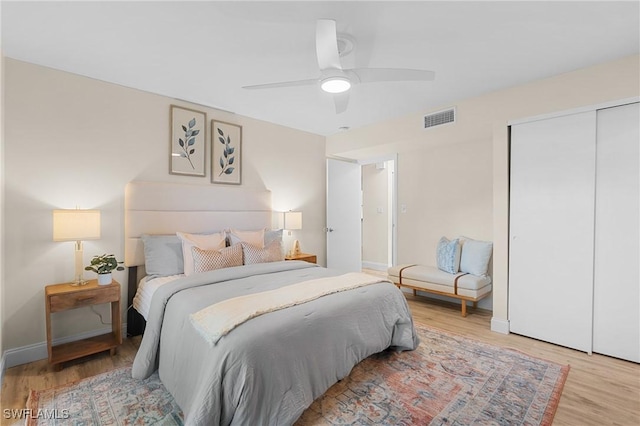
(327, 54), (640, 326)
(2, 59), (326, 359)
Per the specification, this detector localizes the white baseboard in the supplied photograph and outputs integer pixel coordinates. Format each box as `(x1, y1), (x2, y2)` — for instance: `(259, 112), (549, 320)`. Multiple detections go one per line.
(4, 323), (127, 369)
(362, 261), (388, 272)
(491, 317), (510, 334)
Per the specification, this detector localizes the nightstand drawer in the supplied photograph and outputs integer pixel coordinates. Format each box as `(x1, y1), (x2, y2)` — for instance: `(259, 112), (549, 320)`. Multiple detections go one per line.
(49, 287), (119, 312)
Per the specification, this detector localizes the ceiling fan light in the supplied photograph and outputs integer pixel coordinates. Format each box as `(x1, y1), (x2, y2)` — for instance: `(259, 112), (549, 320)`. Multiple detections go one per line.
(321, 77), (351, 93)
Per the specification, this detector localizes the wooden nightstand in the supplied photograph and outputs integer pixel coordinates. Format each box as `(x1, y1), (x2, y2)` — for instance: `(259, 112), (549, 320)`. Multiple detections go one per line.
(45, 279), (122, 370)
(284, 253), (317, 264)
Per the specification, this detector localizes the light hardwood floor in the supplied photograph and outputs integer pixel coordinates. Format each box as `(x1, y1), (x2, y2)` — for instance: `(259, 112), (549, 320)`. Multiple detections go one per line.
(1, 294), (638, 425)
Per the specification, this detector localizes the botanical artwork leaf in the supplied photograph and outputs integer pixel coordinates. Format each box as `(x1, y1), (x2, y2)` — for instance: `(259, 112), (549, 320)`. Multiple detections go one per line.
(176, 115), (201, 170)
(216, 125), (238, 179)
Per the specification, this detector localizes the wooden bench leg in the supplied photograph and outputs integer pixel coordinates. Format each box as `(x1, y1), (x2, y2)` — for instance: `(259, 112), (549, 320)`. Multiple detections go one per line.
(461, 301), (467, 317)
(413, 289), (417, 296)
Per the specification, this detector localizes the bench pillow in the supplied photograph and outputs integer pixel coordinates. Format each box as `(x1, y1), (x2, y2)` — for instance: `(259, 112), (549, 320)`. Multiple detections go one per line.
(436, 237), (461, 274)
(459, 237), (493, 277)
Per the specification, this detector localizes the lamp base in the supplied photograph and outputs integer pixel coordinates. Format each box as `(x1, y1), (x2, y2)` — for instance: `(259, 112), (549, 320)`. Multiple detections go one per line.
(70, 277), (89, 286)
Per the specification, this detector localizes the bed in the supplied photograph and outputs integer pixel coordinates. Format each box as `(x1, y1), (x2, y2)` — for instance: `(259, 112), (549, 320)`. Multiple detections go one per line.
(125, 181), (418, 425)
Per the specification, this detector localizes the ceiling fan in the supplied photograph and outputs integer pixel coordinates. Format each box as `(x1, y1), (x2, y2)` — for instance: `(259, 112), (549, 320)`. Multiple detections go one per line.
(242, 19), (435, 114)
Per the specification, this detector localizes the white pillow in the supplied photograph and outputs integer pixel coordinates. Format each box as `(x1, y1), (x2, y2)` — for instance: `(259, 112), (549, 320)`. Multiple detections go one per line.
(459, 237), (493, 277)
(228, 228), (265, 248)
(176, 231), (226, 276)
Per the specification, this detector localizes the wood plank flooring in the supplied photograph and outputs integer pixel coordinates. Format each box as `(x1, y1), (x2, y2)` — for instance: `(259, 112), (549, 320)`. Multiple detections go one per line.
(1, 294), (638, 425)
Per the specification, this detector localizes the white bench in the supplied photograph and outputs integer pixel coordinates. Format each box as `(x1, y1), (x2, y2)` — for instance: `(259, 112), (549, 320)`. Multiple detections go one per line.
(388, 264), (492, 317)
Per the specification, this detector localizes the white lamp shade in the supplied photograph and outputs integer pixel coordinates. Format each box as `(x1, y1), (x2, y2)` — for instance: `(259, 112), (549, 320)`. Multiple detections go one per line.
(53, 209), (101, 241)
(284, 211), (302, 230)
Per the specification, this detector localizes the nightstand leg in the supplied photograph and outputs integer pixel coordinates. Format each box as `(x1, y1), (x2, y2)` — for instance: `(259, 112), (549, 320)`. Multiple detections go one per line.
(110, 348), (117, 356)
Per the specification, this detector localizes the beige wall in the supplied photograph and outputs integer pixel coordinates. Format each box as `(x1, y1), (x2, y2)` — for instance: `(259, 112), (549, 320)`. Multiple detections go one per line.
(327, 54), (640, 326)
(2, 59), (326, 357)
(0, 53), (5, 370)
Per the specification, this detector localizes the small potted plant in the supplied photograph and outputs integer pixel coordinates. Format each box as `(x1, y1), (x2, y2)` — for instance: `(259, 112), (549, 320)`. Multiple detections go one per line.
(85, 254), (125, 285)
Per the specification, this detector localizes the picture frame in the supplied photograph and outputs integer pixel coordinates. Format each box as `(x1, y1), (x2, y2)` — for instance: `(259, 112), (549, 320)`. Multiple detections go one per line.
(170, 105), (207, 176)
(211, 120), (242, 185)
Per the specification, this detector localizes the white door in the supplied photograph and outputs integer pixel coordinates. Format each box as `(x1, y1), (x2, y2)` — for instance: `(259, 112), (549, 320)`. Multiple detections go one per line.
(326, 158), (362, 272)
(509, 111), (596, 353)
(593, 102), (640, 362)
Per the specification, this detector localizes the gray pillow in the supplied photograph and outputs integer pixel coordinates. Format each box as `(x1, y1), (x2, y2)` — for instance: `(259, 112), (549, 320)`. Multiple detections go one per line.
(141, 234), (184, 279)
(264, 229), (283, 246)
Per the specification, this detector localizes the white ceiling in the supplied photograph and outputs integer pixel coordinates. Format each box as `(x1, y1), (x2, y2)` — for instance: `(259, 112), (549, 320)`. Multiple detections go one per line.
(2, 1), (639, 136)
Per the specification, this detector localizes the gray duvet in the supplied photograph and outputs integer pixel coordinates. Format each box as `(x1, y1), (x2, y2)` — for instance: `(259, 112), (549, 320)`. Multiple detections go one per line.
(132, 261), (418, 425)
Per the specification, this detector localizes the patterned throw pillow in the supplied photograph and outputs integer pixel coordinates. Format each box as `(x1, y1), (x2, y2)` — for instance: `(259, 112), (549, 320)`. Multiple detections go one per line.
(242, 240), (284, 265)
(177, 231), (226, 276)
(436, 237), (461, 274)
(191, 243), (243, 274)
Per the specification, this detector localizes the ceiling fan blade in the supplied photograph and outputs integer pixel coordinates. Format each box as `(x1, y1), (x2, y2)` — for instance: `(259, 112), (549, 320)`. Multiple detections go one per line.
(316, 19), (342, 70)
(333, 92), (350, 114)
(349, 68), (435, 83)
(242, 78), (318, 90)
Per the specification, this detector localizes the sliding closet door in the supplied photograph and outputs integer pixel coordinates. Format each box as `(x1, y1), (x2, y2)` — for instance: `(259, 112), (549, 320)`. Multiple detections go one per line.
(509, 111), (596, 352)
(593, 102), (640, 362)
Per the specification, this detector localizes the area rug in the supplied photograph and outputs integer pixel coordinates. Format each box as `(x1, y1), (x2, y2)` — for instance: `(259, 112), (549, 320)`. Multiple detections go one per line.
(26, 324), (568, 425)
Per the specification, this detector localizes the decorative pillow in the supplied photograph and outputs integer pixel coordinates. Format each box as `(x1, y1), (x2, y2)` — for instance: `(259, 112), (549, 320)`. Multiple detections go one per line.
(141, 234), (184, 279)
(192, 244), (243, 274)
(436, 237), (461, 274)
(228, 228), (265, 248)
(459, 237), (493, 277)
(176, 231), (226, 276)
(242, 240), (284, 265)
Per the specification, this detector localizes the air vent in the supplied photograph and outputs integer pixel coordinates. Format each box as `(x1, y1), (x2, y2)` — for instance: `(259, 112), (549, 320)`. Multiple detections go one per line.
(424, 107), (456, 129)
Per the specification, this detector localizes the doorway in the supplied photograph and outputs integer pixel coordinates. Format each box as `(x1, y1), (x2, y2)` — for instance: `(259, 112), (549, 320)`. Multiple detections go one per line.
(360, 157), (396, 271)
(326, 155), (397, 273)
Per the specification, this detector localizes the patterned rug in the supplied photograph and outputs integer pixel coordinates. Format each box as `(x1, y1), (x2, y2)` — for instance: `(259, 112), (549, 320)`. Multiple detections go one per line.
(26, 324), (568, 425)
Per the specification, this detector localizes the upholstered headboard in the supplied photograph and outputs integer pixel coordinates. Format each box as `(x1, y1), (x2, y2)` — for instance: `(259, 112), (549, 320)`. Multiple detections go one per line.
(124, 181), (272, 267)
(124, 181), (272, 336)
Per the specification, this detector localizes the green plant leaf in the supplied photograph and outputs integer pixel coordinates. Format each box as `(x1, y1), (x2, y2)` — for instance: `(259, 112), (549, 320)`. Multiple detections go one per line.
(189, 118), (196, 128)
(229, 156), (234, 165)
(182, 125), (187, 132)
(219, 157), (224, 168)
(218, 136), (226, 144)
(187, 137), (196, 146)
(217, 128), (224, 136)
(227, 135), (231, 145)
(228, 147), (235, 155)
(189, 149), (195, 154)
(223, 150), (228, 158)
(224, 167), (235, 175)
(179, 138), (184, 147)
(192, 130), (200, 136)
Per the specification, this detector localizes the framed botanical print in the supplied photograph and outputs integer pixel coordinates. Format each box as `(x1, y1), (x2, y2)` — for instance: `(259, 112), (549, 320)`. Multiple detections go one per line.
(211, 120), (242, 185)
(170, 105), (206, 176)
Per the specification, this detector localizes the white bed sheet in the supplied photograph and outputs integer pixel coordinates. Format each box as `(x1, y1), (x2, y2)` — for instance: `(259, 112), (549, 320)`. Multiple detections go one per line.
(133, 274), (184, 320)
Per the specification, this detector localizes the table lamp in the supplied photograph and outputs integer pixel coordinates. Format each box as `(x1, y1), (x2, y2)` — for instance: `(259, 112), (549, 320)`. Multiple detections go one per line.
(284, 211), (302, 256)
(53, 209), (101, 286)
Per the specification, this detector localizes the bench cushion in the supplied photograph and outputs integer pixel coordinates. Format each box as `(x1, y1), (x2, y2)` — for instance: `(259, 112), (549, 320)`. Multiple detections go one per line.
(388, 264), (492, 298)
